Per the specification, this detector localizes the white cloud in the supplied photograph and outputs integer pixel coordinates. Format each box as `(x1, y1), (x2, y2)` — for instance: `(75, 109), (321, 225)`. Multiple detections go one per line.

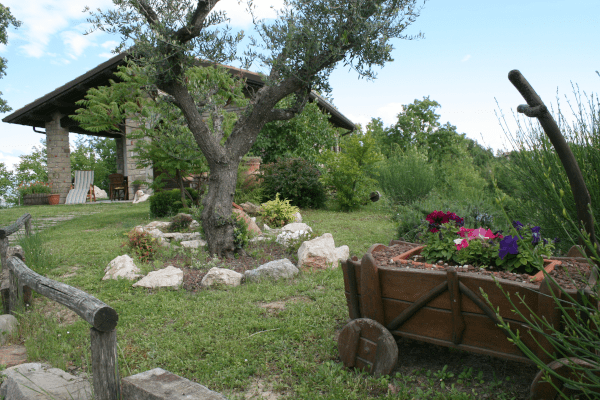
(461, 54), (471, 62)
(98, 52), (114, 60)
(214, 0), (284, 27)
(3, 0), (113, 58)
(376, 102), (405, 126)
(62, 30), (96, 59)
(101, 40), (119, 49)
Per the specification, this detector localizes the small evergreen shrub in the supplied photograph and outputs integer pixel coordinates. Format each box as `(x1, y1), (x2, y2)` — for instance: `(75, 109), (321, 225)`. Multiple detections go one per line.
(261, 193), (300, 227)
(150, 189), (199, 217)
(168, 213), (193, 232)
(261, 158), (327, 209)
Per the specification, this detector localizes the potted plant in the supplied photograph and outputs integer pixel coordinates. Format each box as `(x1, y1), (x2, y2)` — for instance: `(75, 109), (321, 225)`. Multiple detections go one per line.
(18, 181), (52, 206)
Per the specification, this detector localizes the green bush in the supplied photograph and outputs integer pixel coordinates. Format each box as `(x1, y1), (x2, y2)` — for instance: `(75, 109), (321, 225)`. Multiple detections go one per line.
(261, 193), (300, 227)
(168, 213), (193, 232)
(233, 213), (250, 249)
(501, 87), (600, 253)
(319, 134), (383, 211)
(235, 159), (264, 205)
(373, 148), (435, 205)
(123, 230), (160, 263)
(149, 189), (199, 218)
(260, 157), (327, 209)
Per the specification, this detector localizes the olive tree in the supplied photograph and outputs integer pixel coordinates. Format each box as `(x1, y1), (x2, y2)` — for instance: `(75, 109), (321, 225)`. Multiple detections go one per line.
(87, 0), (426, 256)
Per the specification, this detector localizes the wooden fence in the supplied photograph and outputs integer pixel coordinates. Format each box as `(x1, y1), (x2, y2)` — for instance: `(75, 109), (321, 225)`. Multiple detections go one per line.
(0, 213), (120, 400)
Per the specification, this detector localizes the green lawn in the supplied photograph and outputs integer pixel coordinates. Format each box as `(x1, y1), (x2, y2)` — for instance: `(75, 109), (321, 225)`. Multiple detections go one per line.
(0, 202), (534, 399)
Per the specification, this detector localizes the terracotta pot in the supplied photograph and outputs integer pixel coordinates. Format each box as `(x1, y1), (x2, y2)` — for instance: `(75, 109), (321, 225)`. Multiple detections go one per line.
(391, 245), (559, 283)
(48, 194), (60, 205)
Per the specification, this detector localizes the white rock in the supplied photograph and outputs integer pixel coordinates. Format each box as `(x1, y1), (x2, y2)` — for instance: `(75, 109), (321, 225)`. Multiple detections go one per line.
(0, 315), (18, 346)
(133, 266), (183, 289)
(145, 221), (171, 230)
(181, 239), (207, 249)
(103, 255), (142, 280)
(276, 230), (311, 246)
(297, 233), (348, 270)
(190, 220), (200, 229)
(263, 224), (271, 231)
(244, 259), (299, 282)
(162, 232), (201, 242)
(146, 228), (165, 239)
(94, 185), (108, 199)
(294, 212), (302, 223)
(282, 222), (312, 233)
(201, 267), (243, 288)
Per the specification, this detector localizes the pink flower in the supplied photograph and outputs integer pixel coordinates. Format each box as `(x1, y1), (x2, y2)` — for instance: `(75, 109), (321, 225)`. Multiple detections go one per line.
(454, 238), (469, 251)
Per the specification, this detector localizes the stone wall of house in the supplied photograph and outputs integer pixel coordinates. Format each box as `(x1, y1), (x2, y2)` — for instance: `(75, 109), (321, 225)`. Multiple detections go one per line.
(45, 114), (71, 204)
(124, 118), (153, 198)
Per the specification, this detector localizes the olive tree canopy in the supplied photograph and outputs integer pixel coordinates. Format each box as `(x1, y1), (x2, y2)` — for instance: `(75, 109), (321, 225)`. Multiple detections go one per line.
(87, 0), (427, 256)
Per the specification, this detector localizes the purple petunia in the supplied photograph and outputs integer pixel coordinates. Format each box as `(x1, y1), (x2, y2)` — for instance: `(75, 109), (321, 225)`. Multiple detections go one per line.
(512, 220), (524, 231)
(499, 235), (519, 260)
(531, 226), (541, 244)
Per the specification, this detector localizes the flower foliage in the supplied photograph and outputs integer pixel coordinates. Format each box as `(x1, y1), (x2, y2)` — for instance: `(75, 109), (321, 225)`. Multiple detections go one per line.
(17, 181), (51, 196)
(420, 212), (555, 274)
(124, 230), (159, 263)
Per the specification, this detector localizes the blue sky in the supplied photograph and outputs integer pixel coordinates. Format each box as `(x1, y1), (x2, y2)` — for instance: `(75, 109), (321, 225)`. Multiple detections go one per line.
(1, 0), (598, 170)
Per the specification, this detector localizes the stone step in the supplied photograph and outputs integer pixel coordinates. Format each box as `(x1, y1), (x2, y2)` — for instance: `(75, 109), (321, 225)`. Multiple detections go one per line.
(0, 363), (92, 400)
(122, 368), (228, 400)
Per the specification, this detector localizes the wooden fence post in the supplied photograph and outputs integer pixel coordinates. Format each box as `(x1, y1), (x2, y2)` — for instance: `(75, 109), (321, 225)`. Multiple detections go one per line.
(90, 328), (121, 400)
(24, 218), (31, 236)
(0, 236), (8, 314)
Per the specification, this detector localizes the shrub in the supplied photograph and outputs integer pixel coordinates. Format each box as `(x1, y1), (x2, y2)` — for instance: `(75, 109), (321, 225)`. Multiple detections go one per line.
(235, 159), (264, 205)
(373, 148), (435, 205)
(261, 193), (299, 227)
(124, 230), (160, 263)
(260, 157), (327, 209)
(319, 133), (383, 211)
(233, 213), (250, 249)
(168, 213), (193, 232)
(150, 189), (199, 218)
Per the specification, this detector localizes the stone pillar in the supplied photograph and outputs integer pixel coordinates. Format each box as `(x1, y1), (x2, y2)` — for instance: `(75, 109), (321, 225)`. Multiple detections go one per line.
(124, 118), (153, 198)
(45, 114), (71, 204)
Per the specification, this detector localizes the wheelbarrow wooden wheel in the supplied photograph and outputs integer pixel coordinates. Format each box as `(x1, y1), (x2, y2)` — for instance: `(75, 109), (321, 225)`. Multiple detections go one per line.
(530, 357), (600, 400)
(338, 318), (398, 376)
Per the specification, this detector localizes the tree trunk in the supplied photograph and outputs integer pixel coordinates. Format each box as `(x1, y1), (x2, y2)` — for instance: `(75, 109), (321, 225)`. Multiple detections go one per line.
(202, 160), (239, 257)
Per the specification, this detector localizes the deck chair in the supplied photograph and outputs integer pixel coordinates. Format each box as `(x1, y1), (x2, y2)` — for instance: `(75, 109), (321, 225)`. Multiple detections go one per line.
(65, 170), (95, 204)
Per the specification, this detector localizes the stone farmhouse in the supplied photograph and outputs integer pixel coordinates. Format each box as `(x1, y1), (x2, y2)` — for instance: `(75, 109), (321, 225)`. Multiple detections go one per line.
(3, 53), (355, 203)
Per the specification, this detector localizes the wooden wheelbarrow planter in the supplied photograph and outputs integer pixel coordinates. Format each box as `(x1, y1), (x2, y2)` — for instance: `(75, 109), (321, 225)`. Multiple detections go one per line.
(338, 243), (600, 399)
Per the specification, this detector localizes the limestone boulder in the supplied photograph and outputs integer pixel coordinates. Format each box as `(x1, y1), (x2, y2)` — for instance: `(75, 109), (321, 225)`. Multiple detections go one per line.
(282, 222), (312, 233)
(103, 255), (142, 280)
(0, 315), (18, 346)
(133, 266), (183, 289)
(294, 211), (302, 223)
(276, 230), (311, 247)
(201, 267), (243, 288)
(244, 259), (299, 282)
(162, 232), (201, 242)
(145, 221), (171, 230)
(240, 202), (263, 216)
(232, 208), (262, 236)
(93, 185), (108, 199)
(190, 219), (200, 230)
(180, 239), (206, 249)
(297, 233), (349, 271)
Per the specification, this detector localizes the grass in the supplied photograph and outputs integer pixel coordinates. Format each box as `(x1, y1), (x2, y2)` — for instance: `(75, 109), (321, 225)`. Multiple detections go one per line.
(1, 201), (533, 399)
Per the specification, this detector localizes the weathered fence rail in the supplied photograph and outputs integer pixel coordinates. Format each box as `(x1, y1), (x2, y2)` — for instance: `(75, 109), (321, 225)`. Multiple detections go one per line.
(1, 214), (120, 400)
(0, 213), (32, 313)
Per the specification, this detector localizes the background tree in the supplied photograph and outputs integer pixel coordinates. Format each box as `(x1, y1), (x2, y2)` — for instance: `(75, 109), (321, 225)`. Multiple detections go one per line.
(250, 98), (340, 164)
(0, 3), (20, 112)
(87, 0), (426, 256)
(70, 136), (117, 192)
(0, 162), (14, 205)
(13, 142), (47, 186)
